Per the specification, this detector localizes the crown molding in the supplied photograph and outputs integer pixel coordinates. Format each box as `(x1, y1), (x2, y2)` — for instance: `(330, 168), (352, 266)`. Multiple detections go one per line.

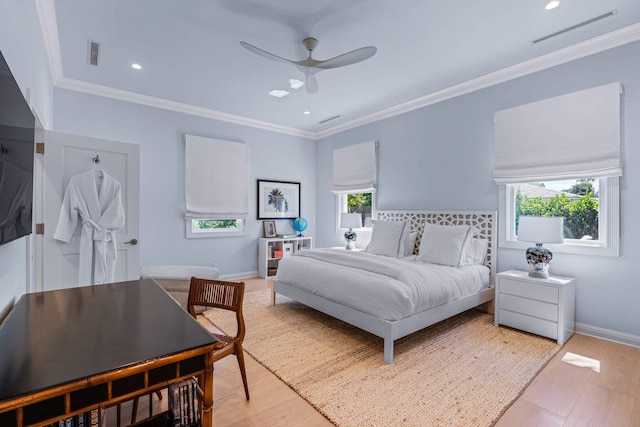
(34, 0), (63, 83)
(55, 77), (317, 139)
(315, 22), (640, 139)
(35, 0), (640, 141)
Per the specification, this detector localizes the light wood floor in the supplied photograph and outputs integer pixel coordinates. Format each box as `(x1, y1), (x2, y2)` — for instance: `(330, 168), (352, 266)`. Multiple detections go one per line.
(121, 277), (640, 426)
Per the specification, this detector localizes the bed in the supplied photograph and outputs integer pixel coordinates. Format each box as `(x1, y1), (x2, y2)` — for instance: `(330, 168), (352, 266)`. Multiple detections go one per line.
(272, 210), (497, 364)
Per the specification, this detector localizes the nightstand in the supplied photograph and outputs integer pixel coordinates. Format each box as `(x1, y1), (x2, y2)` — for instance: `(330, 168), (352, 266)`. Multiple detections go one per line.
(494, 270), (575, 345)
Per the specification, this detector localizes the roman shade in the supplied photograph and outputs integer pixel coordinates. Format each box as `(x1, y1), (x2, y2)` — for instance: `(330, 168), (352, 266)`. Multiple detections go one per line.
(332, 141), (377, 194)
(185, 135), (248, 219)
(492, 82), (622, 183)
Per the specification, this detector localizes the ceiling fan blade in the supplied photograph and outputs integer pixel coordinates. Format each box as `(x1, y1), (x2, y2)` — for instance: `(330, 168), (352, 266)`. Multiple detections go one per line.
(239, 41), (296, 66)
(305, 75), (319, 94)
(315, 46), (377, 69)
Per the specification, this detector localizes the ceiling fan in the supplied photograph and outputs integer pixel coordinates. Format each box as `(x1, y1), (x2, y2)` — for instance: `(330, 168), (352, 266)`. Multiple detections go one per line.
(240, 37), (377, 94)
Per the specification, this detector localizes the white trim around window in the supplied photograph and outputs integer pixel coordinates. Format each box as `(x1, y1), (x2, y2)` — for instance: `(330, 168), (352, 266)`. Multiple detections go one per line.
(498, 177), (619, 257)
(186, 218), (246, 238)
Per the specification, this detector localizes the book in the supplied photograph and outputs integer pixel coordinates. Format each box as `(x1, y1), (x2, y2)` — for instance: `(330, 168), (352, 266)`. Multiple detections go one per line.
(276, 234), (297, 238)
(169, 378), (200, 427)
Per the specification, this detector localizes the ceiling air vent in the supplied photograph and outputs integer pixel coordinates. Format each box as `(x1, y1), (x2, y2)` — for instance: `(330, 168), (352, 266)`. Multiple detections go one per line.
(532, 10), (616, 44)
(88, 40), (101, 66)
(319, 115), (341, 124)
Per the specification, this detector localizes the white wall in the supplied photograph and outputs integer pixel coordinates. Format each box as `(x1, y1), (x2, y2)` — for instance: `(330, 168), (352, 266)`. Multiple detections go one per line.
(316, 41), (640, 343)
(0, 0), (54, 316)
(53, 90), (316, 278)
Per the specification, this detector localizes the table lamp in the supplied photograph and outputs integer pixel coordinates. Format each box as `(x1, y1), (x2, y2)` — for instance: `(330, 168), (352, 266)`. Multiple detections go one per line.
(340, 213), (362, 250)
(517, 216), (564, 278)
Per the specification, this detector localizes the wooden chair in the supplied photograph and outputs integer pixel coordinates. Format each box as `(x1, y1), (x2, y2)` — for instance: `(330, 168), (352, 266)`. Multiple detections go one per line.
(188, 277), (250, 401)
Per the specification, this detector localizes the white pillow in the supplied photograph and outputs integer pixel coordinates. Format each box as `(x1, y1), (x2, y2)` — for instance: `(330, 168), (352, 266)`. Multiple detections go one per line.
(461, 238), (489, 265)
(416, 224), (471, 266)
(366, 221), (407, 257)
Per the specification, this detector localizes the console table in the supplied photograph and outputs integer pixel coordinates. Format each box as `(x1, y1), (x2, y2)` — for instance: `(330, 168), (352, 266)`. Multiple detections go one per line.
(0, 279), (218, 427)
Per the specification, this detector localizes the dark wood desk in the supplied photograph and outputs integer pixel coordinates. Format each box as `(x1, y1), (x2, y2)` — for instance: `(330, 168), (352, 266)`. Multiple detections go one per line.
(0, 279), (217, 427)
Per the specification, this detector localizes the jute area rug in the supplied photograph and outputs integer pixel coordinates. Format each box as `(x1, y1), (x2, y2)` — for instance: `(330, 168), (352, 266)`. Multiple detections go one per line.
(203, 291), (560, 427)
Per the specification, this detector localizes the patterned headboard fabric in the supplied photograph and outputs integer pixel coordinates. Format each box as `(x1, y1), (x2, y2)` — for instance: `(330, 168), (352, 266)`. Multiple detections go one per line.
(377, 211), (497, 280)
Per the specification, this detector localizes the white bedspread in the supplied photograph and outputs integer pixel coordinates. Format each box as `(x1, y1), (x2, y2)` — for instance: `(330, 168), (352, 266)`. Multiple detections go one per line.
(275, 248), (490, 321)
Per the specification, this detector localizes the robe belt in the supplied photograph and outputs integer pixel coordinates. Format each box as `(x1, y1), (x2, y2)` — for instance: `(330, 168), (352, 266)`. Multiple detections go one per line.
(82, 218), (118, 261)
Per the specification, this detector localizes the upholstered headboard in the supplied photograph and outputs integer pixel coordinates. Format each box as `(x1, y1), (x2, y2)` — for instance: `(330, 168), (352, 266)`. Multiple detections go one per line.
(377, 210), (497, 281)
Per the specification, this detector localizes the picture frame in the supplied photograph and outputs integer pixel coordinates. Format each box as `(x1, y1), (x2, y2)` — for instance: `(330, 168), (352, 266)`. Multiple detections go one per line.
(257, 179), (301, 220)
(263, 220), (277, 238)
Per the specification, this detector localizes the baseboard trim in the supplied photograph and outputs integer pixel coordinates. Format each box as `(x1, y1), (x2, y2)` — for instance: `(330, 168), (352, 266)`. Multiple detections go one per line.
(219, 271), (258, 281)
(576, 322), (640, 348)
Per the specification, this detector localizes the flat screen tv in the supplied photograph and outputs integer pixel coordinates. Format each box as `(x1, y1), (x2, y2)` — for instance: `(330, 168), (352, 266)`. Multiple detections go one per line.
(0, 51), (35, 246)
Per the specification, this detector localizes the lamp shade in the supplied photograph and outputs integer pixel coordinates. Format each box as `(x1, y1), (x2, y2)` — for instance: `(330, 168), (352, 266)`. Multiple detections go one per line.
(517, 216), (564, 244)
(340, 212), (362, 229)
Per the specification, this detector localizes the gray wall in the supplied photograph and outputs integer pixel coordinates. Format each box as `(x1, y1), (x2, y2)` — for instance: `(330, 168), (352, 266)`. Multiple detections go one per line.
(0, 0), (54, 316)
(316, 41), (640, 342)
(53, 90), (316, 277)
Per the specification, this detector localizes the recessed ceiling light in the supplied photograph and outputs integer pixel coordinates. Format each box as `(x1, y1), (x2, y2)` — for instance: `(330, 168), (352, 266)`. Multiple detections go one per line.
(545, 0), (560, 10)
(131, 63), (142, 70)
(268, 89), (289, 98)
(303, 111), (311, 115)
(289, 79), (305, 90)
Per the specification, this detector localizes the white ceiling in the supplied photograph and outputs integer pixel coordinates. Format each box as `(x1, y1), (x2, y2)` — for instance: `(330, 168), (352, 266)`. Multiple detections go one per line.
(47, 0), (640, 138)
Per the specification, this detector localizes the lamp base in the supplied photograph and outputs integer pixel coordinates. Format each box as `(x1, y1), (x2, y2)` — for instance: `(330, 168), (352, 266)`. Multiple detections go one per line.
(344, 229), (357, 250)
(525, 243), (553, 279)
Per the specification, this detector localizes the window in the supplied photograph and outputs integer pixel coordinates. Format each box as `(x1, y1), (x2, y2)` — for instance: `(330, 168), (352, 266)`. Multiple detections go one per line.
(184, 135), (248, 238)
(186, 218), (245, 238)
(337, 192), (375, 229)
(500, 177), (619, 256)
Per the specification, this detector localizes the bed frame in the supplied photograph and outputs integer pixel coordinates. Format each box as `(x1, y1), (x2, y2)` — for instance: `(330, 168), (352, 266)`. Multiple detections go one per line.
(273, 210), (497, 364)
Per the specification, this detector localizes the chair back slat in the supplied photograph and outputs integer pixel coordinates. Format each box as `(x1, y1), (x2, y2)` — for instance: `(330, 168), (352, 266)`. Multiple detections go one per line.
(187, 277), (246, 341)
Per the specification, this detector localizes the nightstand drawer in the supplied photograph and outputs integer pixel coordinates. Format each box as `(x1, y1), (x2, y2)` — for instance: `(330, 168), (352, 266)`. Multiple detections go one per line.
(498, 309), (558, 340)
(500, 278), (559, 304)
(499, 294), (558, 322)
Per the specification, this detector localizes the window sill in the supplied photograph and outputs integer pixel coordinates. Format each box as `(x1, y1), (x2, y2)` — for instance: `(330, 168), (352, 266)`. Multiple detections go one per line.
(499, 239), (618, 257)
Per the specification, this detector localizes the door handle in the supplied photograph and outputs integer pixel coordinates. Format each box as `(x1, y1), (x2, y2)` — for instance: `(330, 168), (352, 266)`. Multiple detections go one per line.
(124, 239), (138, 245)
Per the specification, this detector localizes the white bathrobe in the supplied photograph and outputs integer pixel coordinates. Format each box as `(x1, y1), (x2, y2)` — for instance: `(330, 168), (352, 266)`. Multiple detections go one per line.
(0, 160), (33, 244)
(54, 169), (125, 285)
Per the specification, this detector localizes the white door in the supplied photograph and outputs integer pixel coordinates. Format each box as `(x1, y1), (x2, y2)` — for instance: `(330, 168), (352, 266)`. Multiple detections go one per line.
(40, 131), (140, 290)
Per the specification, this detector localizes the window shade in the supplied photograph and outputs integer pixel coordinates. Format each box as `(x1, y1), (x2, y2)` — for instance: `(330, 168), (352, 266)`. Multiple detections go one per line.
(185, 135), (248, 219)
(493, 82), (622, 183)
(332, 141), (377, 194)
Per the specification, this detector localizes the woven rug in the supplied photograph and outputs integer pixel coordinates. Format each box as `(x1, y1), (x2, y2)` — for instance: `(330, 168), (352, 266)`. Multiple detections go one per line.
(203, 291), (560, 427)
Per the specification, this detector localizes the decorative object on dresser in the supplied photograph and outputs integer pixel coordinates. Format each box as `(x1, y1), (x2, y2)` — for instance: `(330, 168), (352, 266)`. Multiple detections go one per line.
(340, 212), (362, 250)
(517, 216), (564, 278)
(257, 179), (300, 219)
(263, 220), (277, 238)
(495, 270), (575, 345)
(293, 217), (308, 236)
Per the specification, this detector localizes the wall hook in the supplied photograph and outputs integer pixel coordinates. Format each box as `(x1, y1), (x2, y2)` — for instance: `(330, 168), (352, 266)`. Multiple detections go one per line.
(93, 154), (100, 164)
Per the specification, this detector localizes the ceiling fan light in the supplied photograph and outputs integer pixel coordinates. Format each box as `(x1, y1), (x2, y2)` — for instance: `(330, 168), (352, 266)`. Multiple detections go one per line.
(289, 79), (304, 89)
(545, 0), (560, 10)
(268, 89), (289, 98)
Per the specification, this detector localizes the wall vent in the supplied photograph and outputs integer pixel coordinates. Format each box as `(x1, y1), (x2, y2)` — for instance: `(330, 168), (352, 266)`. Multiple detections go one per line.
(532, 11), (616, 44)
(319, 115), (341, 124)
(88, 40), (101, 66)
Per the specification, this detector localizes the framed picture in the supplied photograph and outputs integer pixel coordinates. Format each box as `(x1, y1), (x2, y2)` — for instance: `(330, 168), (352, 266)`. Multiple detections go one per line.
(257, 179), (300, 220)
(263, 220), (277, 238)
